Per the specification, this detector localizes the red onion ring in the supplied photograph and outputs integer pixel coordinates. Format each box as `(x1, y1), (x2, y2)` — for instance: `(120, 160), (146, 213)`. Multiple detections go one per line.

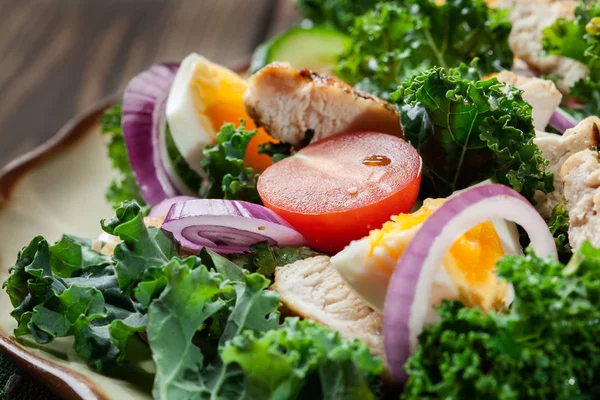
(122, 63), (192, 206)
(383, 184), (557, 382)
(161, 199), (307, 254)
(148, 196), (196, 218)
(548, 108), (578, 134)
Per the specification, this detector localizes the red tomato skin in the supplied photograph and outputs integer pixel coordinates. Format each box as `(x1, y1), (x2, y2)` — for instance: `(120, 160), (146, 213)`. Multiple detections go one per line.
(262, 175), (420, 253)
(257, 132), (422, 253)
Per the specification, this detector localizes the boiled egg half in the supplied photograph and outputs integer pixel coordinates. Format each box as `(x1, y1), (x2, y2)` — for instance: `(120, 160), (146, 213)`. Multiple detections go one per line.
(166, 53), (274, 175)
(331, 198), (521, 316)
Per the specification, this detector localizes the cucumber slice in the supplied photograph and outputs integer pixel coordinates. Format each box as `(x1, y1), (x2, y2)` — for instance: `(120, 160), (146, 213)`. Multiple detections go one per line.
(250, 26), (350, 74)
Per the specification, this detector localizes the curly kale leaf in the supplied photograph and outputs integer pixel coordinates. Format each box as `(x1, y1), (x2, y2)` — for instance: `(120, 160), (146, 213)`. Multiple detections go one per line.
(147, 258), (233, 399)
(543, 1), (600, 118)
(258, 141), (294, 163)
(100, 104), (147, 210)
(393, 63), (553, 201)
(221, 318), (382, 400)
(296, 0), (379, 30)
(49, 234), (112, 277)
(101, 201), (176, 293)
(547, 204), (573, 263)
(336, 0), (513, 98)
(542, 1), (600, 66)
(3, 235), (146, 371)
(228, 242), (322, 278)
(403, 244), (600, 399)
(201, 121), (261, 203)
(147, 257), (382, 400)
(568, 78), (600, 119)
(143, 246), (380, 400)
(5, 205), (385, 398)
(147, 256), (281, 399)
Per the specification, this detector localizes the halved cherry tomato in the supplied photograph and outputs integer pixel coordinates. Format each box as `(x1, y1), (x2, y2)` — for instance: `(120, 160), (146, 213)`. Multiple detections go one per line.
(257, 132), (422, 252)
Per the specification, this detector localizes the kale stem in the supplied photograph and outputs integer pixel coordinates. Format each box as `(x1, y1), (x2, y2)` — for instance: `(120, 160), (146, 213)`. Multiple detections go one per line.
(451, 110), (480, 191)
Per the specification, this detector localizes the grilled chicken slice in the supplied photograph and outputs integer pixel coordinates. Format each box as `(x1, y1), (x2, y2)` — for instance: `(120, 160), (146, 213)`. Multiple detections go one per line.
(492, 0), (587, 93)
(244, 62), (403, 147)
(272, 255), (384, 359)
(561, 149), (600, 249)
(495, 71), (562, 131)
(533, 117), (600, 217)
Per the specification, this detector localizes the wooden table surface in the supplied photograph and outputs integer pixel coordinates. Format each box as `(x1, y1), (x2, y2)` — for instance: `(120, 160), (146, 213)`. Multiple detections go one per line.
(0, 0), (298, 170)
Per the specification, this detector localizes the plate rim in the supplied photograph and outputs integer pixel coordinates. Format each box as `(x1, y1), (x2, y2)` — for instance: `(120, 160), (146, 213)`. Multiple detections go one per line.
(0, 95), (119, 209)
(0, 94), (118, 400)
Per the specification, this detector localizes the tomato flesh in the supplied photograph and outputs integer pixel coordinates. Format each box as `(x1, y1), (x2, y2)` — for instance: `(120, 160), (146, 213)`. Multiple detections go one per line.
(257, 132), (422, 253)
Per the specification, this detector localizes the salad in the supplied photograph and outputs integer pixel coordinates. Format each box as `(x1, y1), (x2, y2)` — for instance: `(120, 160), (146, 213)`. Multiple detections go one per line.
(5, 0), (600, 399)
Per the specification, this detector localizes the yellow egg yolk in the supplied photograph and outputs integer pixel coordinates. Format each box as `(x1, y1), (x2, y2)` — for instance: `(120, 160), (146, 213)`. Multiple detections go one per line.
(189, 59), (275, 171)
(367, 198), (508, 311)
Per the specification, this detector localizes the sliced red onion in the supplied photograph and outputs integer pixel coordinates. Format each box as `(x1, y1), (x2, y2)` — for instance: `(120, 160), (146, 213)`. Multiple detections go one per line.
(548, 108), (578, 134)
(122, 62), (195, 206)
(383, 184), (557, 382)
(161, 199), (307, 254)
(148, 196), (196, 217)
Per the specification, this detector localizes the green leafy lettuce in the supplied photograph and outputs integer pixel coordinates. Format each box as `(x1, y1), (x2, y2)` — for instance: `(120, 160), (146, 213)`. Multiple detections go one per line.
(542, 1), (600, 118)
(403, 243), (600, 399)
(201, 121), (262, 203)
(393, 63), (553, 201)
(100, 104), (147, 210)
(335, 0), (513, 98)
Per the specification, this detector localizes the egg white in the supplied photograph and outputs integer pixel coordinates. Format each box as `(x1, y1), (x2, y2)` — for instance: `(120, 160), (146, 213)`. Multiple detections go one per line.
(331, 217), (521, 314)
(166, 53), (217, 177)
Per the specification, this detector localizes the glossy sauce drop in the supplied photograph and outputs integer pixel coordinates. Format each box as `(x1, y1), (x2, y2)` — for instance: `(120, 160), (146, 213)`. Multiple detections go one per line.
(362, 154), (391, 167)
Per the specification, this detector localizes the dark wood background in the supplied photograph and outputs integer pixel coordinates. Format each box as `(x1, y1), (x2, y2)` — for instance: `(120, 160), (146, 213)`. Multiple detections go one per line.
(0, 0), (298, 170)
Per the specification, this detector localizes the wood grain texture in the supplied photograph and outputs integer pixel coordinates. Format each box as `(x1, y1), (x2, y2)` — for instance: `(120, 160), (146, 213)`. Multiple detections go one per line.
(0, 0), (298, 168)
